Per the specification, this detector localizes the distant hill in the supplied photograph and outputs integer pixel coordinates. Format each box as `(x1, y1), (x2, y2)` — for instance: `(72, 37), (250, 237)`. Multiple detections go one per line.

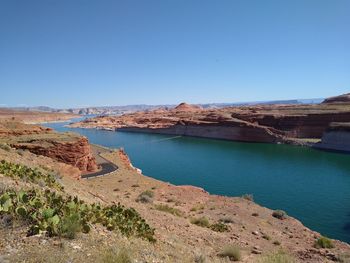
(3, 98), (324, 115)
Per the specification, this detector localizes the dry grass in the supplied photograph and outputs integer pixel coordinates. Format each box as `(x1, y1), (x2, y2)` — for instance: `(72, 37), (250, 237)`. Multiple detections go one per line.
(218, 245), (241, 261)
(257, 250), (296, 263)
(100, 247), (132, 263)
(190, 217), (210, 227)
(155, 204), (183, 217)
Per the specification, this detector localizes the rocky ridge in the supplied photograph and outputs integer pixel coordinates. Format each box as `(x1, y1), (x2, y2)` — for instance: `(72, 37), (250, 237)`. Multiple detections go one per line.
(322, 93), (350, 104)
(0, 108), (78, 123)
(71, 100), (350, 145)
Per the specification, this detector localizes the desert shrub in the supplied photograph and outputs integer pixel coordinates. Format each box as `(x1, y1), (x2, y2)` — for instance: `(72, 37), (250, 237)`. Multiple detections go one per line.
(59, 213), (81, 239)
(0, 214), (13, 228)
(136, 190), (154, 203)
(155, 204), (182, 216)
(252, 212), (259, 217)
(218, 245), (241, 261)
(190, 217), (210, 227)
(131, 184), (139, 188)
(0, 143), (11, 152)
(210, 222), (230, 232)
(140, 190), (154, 198)
(101, 248), (132, 263)
(242, 194), (254, 201)
(272, 210), (287, 220)
(0, 182), (6, 194)
(194, 254), (207, 263)
(258, 250), (296, 263)
(136, 194), (153, 204)
(273, 240), (281, 246)
(314, 236), (334, 249)
(190, 203), (205, 211)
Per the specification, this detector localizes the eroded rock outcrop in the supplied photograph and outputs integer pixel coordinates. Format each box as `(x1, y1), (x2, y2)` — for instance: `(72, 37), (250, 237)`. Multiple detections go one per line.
(0, 121), (98, 173)
(11, 137), (99, 173)
(172, 102), (202, 112)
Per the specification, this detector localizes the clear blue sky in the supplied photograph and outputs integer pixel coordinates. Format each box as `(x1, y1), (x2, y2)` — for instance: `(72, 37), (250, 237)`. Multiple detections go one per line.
(0, 0), (349, 108)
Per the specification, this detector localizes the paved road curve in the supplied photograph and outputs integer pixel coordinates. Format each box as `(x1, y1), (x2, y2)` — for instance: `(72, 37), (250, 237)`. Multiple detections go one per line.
(81, 156), (118, 179)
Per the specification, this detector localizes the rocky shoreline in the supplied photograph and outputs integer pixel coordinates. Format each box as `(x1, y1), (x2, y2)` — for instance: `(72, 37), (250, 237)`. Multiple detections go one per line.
(70, 99), (350, 151)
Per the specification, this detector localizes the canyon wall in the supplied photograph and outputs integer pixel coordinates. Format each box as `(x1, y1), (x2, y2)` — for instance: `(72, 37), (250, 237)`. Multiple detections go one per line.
(314, 123), (350, 153)
(120, 122), (282, 143)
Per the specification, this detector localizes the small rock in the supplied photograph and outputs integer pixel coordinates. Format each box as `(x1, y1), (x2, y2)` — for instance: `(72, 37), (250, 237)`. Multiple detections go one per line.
(72, 244), (82, 250)
(252, 246), (262, 254)
(326, 252), (337, 261)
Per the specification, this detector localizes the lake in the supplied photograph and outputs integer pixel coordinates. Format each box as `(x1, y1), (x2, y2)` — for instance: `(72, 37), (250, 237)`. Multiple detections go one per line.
(45, 120), (350, 243)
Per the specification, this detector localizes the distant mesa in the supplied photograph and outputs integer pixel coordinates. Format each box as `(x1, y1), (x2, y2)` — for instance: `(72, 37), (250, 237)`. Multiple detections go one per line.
(322, 93), (350, 104)
(173, 102), (202, 112)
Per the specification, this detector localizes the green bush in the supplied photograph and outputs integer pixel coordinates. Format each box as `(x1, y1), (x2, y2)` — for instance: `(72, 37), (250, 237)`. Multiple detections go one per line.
(190, 217), (210, 227)
(314, 236), (334, 249)
(155, 204), (182, 217)
(272, 210), (287, 220)
(218, 245), (241, 261)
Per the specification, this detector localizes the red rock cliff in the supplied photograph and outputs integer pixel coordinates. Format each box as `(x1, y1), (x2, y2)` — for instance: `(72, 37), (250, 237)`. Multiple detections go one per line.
(11, 136), (98, 173)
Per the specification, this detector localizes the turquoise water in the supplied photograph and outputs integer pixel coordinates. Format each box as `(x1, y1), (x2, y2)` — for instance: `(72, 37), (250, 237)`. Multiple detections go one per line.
(45, 120), (350, 243)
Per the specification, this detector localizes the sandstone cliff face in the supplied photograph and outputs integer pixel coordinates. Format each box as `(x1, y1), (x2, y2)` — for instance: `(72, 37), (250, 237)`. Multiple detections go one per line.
(234, 111), (350, 138)
(119, 122), (283, 143)
(314, 122), (350, 153)
(11, 137), (98, 173)
(71, 102), (350, 144)
(0, 121), (98, 174)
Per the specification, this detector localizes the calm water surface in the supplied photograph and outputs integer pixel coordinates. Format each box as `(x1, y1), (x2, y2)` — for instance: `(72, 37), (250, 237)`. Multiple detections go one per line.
(45, 120), (350, 243)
